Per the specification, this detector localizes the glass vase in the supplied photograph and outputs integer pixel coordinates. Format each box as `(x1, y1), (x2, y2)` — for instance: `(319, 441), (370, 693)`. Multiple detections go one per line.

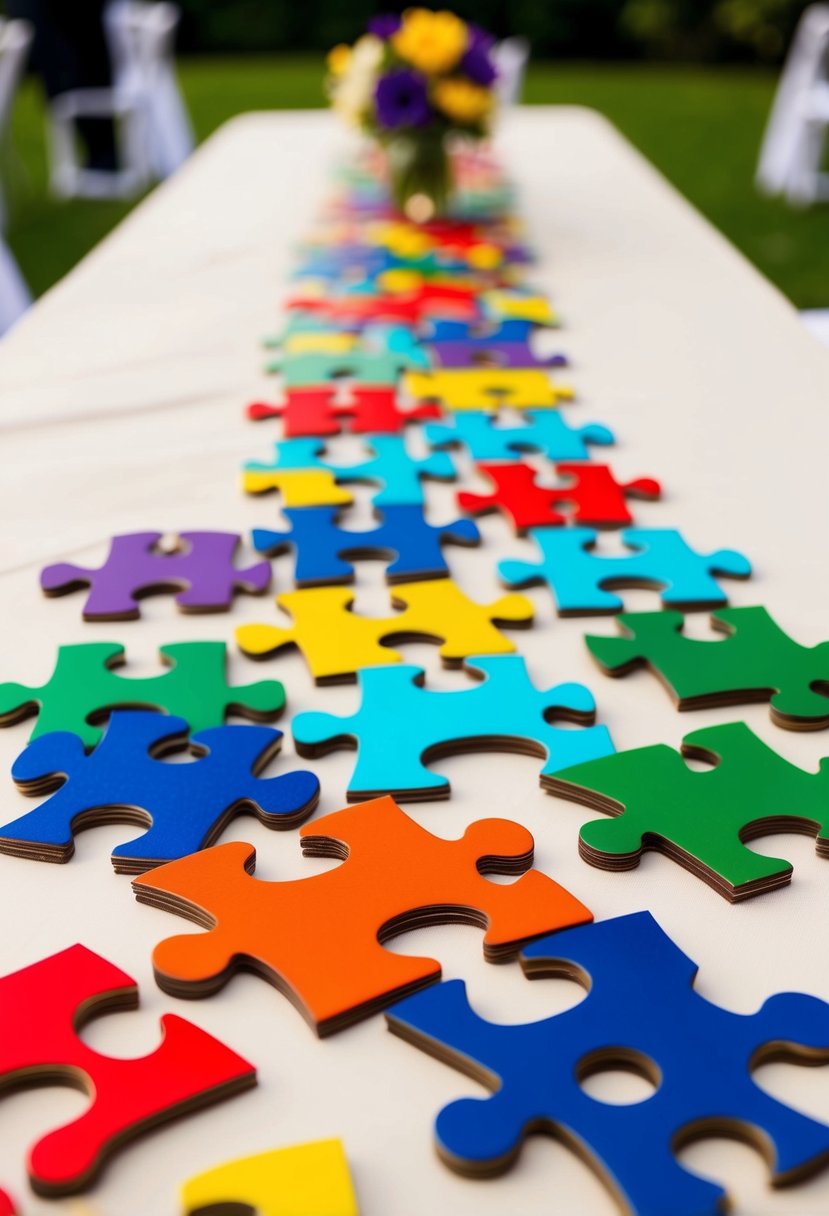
(385, 132), (453, 223)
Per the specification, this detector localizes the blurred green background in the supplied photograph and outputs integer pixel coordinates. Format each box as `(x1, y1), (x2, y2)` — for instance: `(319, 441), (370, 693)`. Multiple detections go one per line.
(3, 0), (828, 308)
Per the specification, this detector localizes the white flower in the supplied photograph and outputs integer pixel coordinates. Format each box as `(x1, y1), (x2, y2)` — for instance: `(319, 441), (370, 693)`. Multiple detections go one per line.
(331, 34), (383, 127)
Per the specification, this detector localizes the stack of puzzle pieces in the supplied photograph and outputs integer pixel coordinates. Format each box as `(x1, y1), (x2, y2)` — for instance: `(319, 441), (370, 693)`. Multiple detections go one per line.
(2, 135), (829, 1216)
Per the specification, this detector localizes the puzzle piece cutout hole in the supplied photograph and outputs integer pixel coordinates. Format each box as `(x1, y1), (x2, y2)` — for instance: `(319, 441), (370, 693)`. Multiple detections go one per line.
(577, 1049), (661, 1106)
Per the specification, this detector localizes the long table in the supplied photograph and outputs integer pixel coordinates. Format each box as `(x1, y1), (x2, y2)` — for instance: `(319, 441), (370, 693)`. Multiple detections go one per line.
(1, 107), (828, 1216)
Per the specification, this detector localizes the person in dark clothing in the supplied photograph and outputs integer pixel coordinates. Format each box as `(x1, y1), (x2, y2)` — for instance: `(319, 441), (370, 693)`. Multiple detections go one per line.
(8, 0), (118, 170)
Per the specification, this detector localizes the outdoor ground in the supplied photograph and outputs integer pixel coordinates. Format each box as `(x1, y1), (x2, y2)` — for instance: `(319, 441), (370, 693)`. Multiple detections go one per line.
(4, 57), (828, 308)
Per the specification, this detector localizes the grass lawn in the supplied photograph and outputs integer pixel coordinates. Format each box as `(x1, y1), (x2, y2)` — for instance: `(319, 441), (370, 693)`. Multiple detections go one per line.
(5, 56), (829, 307)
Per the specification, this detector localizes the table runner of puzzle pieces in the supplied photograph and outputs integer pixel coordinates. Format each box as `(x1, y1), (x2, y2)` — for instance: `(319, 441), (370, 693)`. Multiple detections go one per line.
(2, 133), (828, 1216)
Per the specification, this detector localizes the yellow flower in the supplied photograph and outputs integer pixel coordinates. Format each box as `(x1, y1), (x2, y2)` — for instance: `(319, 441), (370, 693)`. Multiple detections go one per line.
(327, 44), (352, 76)
(392, 9), (468, 75)
(433, 77), (493, 125)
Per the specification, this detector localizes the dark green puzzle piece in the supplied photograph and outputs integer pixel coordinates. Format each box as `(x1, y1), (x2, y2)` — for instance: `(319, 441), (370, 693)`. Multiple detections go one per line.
(586, 606), (829, 730)
(0, 641), (285, 748)
(549, 720), (829, 901)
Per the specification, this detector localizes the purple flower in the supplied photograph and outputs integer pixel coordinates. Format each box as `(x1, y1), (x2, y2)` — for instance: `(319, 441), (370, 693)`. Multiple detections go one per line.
(467, 23), (496, 53)
(461, 43), (498, 86)
(368, 13), (402, 38)
(375, 69), (432, 129)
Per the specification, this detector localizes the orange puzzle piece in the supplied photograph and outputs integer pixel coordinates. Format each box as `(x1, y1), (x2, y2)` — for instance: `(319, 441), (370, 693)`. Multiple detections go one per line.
(133, 795), (592, 1036)
(0, 944), (255, 1197)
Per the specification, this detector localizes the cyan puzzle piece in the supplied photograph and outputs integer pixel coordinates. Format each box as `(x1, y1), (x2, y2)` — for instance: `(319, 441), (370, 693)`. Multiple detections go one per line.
(293, 654), (614, 800)
(253, 504), (479, 585)
(0, 641), (284, 747)
(246, 435), (456, 506)
(425, 409), (615, 463)
(4, 710), (319, 871)
(499, 527), (751, 615)
(40, 531), (271, 621)
(387, 911), (829, 1216)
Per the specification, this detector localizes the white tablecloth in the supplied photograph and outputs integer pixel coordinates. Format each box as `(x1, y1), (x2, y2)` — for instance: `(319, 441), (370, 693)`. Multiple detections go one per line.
(1, 108), (828, 1215)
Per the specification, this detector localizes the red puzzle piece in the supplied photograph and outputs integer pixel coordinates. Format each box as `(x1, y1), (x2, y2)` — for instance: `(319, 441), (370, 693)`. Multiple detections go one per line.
(285, 282), (479, 326)
(0, 1190), (15, 1214)
(0, 944), (255, 1196)
(457, 462), (662, 534)
(247, 386), (440, 438)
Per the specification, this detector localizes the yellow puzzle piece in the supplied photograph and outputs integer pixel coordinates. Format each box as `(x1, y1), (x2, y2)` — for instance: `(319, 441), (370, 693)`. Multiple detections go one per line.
(236, 578), (534, 683)
(282, 332), (359, 355)
(180, 1138), (359, 1216)
(484, 289), (559, 325)
(403, 368), (573, 412)
(242, 468), (354, 509)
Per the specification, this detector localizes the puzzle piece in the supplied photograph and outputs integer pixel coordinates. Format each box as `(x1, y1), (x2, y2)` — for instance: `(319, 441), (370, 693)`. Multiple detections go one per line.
(294, 655), (614, 801)
(180, 1139), (358, 1216)
(236, 581), (533, 683)
(0, 943), (255, 1196)
(279, 329), (359, 354)
(482, 290), (558, 325)
(550, 720), (829, 899)
(242, 466), (354, 508)
(3, 710), (319, 872)
(252, 504), (479, 585)
(40, 532), (271, 621)
(427, 320), (566, 368)
(244, 435), (455, 507)
(585, 606), (829, 730)
(270, 346), (429, 389)
(0, 641), (284, 747)
(246, 386), (440, 438)
(386, 911), (829, 1216)
(405, 369), (572, 412)
(0, 1191), (14, 1215)
(425, 319), (546, 342)
(458, 463), (661, 534)
(285, 282), (479, 326)
(499, 527), (752, 615)
(133, 794), (592, 1035)
(425, 409), (615, 462)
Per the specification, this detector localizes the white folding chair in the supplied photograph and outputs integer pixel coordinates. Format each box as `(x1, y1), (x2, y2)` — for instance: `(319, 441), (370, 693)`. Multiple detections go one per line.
(492, 36), (530, 108)
(132, 2), (193, 178)
(47, 0), (192, 200)
(0, 18), (34, 227)
(756, 4), (829, 205)
(0, 233), (30, 335)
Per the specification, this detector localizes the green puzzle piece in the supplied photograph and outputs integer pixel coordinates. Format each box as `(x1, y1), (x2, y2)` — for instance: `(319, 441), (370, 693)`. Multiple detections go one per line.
(0, 641), (285, 747)
(586, 606), (829, 730)
(549, 721), (829, 901)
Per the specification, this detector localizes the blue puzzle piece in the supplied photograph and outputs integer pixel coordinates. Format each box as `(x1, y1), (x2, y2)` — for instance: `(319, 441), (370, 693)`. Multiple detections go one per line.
(292, 654), (614, 800)
(425, 410), (615, 462)
(245, 436), (455, 507)
(425, 319), (542, 342)
(253, 504), (479, 585)
(4, 710), (319, 872)
(499, 527), (752, 615)
(387, 911), (829, 1216)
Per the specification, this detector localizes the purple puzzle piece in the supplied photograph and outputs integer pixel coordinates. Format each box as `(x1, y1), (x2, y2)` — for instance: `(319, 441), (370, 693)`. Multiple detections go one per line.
(41, 532), (272, 621)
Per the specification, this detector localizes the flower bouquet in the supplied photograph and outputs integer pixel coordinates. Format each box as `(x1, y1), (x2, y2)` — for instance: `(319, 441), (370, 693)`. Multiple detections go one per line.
(326, 9), (499, 222)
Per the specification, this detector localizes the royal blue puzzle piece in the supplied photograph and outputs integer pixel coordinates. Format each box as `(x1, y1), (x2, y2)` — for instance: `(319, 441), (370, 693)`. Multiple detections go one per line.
(4, 710), (319, 872)
(245, 436), (455, 507)
(387, 911), (829, 1216)
(292, 654), (614, 800)
(425, 319), (543, 342)
(499, 527), (752, 615)
(425, 410), (615, 463)
(253, 504), (479, 585)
